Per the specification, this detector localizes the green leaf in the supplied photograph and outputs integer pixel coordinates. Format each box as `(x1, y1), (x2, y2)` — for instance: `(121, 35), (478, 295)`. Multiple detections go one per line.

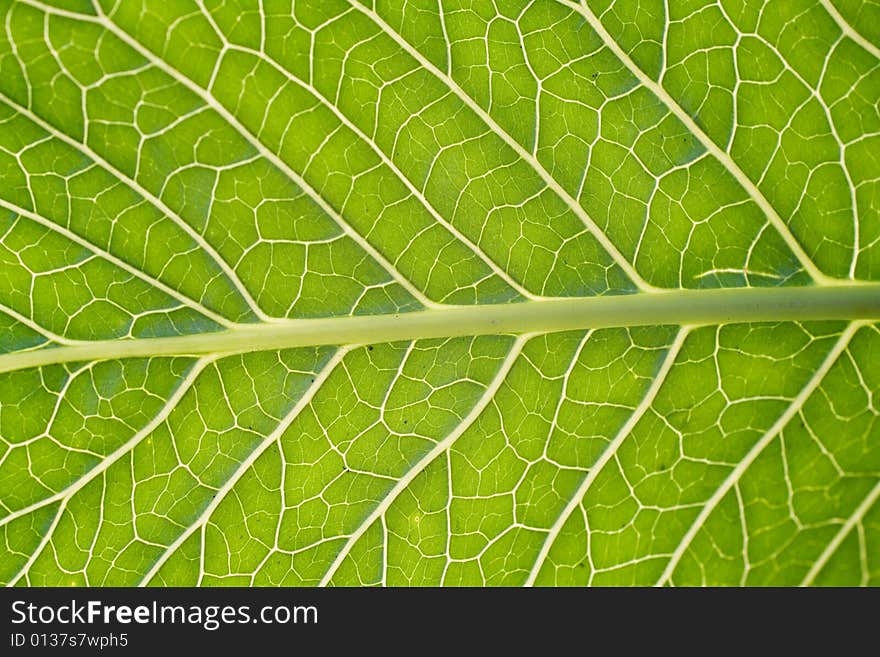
(0, 0), (878, 587)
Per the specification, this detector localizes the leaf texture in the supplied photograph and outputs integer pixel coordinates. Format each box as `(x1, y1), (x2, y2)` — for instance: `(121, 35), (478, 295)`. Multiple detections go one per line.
(0, 0), (879, 586)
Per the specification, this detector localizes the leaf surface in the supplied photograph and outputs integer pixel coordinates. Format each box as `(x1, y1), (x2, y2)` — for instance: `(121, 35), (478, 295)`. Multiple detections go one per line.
(0, 0), (879, 586)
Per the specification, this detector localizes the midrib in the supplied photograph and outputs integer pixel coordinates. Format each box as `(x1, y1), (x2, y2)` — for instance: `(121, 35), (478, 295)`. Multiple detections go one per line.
(2, 285), (879, 373)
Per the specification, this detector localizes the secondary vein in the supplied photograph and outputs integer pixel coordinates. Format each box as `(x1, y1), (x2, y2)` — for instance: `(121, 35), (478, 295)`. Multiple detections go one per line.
(564, 0), (834, 286)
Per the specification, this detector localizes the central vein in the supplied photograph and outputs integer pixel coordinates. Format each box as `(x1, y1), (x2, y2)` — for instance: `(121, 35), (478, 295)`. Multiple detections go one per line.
(2, 285), (879, 373)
